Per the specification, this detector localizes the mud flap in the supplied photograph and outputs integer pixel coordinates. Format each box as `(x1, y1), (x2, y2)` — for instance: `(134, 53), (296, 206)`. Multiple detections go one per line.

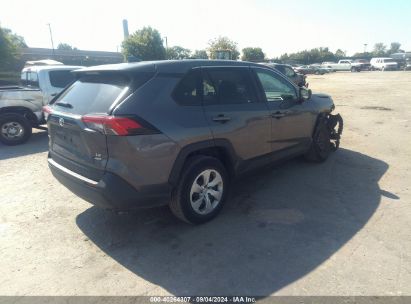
(327, 113), (343, 151)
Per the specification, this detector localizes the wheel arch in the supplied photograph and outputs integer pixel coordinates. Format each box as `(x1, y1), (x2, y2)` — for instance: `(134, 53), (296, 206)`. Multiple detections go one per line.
(168, 139), (239, 187)
(0, 106), (39, 127)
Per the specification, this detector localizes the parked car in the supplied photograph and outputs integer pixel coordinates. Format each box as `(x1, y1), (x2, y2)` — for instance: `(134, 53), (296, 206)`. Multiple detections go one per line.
(322, 59), (369, 72)
(390, 53), (411, 70)
(370, 58), (398, 71)
(45, 60), (343, 224)
(0, 65), (81, 145)
(20, 65), (82, 103)
(310, 64), (335, 73)
(260, 63), (307, 87)
(352, 59), (371, 71)
(295, 65), (326, 75)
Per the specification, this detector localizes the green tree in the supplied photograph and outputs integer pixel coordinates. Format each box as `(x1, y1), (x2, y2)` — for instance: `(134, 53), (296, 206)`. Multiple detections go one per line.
(191, 49), (208, 59)
(388, 42), (402, 54)
(208, 36), (240, 60)
(0, 26), (27, 70)
(166, 46), (191, 59)
(276, 47), (336, 65)
(122, 26), (166, 61)
(241, 47), (265, 62)
(57, 43), (77, 50)
(373, 43), (387, 56)
(352, 52), (372, 60)
(334, 49), (346, 59)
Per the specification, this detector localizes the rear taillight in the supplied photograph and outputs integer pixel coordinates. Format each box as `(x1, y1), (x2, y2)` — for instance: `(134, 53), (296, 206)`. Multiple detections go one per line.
(81, 115), (158, 136)
(43, 105), (53, 120)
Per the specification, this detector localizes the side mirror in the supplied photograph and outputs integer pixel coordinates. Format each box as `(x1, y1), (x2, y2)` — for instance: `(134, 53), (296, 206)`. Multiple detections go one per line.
(300, 87), (312, 102)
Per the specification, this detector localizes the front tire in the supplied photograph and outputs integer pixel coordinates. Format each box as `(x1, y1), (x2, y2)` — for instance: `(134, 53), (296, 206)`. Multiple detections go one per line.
(305, 118), (331, 162)
(0, 114), (32, 146)
(170, 156), (229, 224)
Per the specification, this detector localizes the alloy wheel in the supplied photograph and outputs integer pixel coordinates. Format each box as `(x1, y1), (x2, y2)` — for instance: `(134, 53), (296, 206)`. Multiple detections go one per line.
(189, 169), (224, 215)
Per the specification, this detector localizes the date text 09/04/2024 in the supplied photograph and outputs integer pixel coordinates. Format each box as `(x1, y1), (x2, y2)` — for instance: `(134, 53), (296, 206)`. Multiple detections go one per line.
(149, 296), (257, 303)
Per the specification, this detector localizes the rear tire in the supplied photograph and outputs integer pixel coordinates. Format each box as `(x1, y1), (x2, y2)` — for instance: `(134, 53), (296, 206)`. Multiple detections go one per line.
(0, 113), (32, 146)
(305, 118), (331, 162)
(170, 156), (229, 224)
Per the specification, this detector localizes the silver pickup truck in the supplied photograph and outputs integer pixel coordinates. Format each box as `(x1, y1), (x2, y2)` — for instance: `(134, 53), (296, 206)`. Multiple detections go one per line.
(0, 65), (81, 145)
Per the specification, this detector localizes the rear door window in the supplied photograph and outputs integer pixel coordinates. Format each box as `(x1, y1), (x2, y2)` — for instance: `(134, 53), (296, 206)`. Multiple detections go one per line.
(172, 69), (202, 106)
(203, 68), (257, 105)
(49, 70), (76, 88)
(52, 74), (130, 115)
(21, 71), (39, 87)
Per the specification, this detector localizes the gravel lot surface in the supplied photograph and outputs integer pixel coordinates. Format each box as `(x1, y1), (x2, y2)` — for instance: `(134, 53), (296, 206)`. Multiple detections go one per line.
(1, 71), (411, 296)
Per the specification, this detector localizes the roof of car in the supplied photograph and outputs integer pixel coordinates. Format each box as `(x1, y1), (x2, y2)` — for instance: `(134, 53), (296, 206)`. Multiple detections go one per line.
(74, 60), (267, 75)
(22, 65), (83, 72)
(371, 57), (395, 60)
(260, 63), (290, 67)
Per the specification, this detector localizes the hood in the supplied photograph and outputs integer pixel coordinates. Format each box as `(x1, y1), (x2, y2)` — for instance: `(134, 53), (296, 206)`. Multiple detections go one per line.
(310, 93), (335, 113)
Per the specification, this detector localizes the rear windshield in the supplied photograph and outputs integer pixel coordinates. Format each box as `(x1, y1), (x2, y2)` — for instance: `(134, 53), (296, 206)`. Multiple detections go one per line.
(52, 74), (130, 115)
(20, 71), (39, 87)
(49, 70), (76, 88)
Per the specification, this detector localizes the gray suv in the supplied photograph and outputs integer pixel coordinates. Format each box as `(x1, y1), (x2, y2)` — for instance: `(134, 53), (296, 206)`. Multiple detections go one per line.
(46, 60), (343, 224)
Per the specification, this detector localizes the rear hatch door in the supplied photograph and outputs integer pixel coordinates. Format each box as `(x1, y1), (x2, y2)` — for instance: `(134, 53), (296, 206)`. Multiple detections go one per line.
(48, 73), (131, 180)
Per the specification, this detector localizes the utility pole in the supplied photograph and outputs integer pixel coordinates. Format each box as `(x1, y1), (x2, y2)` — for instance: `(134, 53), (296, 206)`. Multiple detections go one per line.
(47, 23), (55, 57)
(164, 36), (168, 49)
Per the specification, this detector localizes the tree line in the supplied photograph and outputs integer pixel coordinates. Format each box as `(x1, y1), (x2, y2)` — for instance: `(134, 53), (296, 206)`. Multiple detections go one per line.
(120, 27), (408, 64)
(121, 27), (264, 61)
(0, 24), (407, 73)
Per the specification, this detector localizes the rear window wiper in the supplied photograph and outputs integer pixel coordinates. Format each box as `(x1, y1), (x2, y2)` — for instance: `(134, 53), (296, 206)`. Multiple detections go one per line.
(55, 101), (73, 109)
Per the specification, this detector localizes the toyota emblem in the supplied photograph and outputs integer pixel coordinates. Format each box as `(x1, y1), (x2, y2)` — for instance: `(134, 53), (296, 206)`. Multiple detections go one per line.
(59, 117), (65, 127)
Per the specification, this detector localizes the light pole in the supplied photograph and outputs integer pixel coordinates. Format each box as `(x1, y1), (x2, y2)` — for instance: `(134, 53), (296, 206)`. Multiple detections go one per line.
(164, 36), (168, 49)
(47, 23), (55, 57)
(364, 43), (368, 54)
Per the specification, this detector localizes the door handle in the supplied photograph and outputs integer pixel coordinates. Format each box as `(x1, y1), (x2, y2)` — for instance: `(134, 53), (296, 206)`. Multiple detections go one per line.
(271, 111), (289, 119)
(212, 115), (231, 123)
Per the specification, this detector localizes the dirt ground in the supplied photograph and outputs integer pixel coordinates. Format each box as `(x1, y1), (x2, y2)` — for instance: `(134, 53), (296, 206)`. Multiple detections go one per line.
(1, 71), (411, 296)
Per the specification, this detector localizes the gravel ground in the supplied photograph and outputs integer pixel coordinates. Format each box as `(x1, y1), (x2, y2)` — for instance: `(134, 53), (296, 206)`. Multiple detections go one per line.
(1, 71), (411, 296)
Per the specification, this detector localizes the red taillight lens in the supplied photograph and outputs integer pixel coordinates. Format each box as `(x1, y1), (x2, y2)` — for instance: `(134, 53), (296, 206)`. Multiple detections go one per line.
(43, 105), (53, 120)
(43, 105), (53, 114)
(82, 115), (144, 136)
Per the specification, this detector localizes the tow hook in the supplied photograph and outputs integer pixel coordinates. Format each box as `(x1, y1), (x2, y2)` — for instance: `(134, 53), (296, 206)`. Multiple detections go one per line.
(327, 113), (343, 151)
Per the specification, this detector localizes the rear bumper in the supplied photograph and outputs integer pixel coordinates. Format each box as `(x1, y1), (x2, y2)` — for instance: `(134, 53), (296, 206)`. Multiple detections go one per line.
(48, 157), (171, 210)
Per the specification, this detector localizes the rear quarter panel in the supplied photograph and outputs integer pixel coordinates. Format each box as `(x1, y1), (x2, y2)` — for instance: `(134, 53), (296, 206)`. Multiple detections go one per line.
(111, 75), (213, 189)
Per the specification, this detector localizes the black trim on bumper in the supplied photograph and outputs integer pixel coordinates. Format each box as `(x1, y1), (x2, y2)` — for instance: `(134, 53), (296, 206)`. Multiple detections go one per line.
(49, 158), (171, 210)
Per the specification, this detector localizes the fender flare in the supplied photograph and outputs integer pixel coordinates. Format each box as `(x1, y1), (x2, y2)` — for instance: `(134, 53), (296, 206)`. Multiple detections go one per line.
(168, 139), (239, 187)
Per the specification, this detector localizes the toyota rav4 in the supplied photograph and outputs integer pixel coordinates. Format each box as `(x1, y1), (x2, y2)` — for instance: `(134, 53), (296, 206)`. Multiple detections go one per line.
(45, 60), (343, 224)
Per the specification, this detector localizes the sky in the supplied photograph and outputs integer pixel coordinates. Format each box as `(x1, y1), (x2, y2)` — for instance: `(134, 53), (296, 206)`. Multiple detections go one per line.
(1, 0), (410, 57)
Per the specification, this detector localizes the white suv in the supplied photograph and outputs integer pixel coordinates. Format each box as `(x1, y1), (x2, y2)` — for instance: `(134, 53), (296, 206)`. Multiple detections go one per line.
(370, 58), (398, 71)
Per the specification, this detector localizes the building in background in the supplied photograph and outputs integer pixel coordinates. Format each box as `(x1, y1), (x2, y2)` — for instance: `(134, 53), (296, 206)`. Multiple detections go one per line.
(20, 48), (124, 67)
